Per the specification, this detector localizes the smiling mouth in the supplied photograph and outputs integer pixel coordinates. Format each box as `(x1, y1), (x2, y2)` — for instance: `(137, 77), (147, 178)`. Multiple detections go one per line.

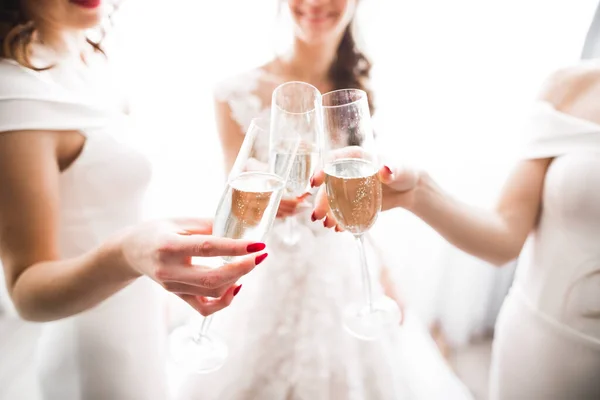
(300, 13), (335, 23)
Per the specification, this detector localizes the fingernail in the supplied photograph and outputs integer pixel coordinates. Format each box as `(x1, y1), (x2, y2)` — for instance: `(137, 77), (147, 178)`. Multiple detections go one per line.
(233, 285), (242, 296)
(247, 243), (266, 253)
(323, 217), (329, 227)
(311, 212), (316, 222)
(309, 176), (315, 187)
(335, 225), (341, 232)
(255, 253), (268, 265)
(383, 165), (392, 175)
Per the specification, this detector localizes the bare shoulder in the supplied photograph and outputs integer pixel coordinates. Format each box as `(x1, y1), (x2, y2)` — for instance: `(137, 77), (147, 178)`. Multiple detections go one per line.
(538, 60), (600, 107)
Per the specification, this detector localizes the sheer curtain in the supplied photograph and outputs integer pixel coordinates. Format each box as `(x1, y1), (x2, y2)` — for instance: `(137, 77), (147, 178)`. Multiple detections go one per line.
(104, 0), (598, 347)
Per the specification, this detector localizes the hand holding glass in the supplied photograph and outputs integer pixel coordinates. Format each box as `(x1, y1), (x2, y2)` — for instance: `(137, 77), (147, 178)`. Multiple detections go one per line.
(169, 118), (299, 372)
(321, 89), (401, 340)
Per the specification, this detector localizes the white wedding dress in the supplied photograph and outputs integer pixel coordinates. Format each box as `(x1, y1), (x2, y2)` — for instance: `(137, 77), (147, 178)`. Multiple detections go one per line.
(175, 69), (473, 400)
(0, 57), (168, 399)
(490, 102), (600, 399)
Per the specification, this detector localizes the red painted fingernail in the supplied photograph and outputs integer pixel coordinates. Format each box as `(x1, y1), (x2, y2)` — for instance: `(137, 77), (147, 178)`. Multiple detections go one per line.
(233, 285), (242, 296)
(323, 217), (329, 227)
(247, 243), (266, 253)
(255, 253), (268, 265)
(309, 176), (315, 187)
(311, 212), (317, 222)
(383, 165), (392, 175)
(335, 225), (341, 232)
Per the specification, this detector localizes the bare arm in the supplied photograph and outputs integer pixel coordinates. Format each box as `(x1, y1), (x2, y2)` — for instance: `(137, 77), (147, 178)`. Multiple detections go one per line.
(312, 68), (596, 266)
(0, 131), (136, 321)
(407, 159), (550, 266)
(312, 151), (549, 266)
(1, 130), (268, 321)
(399, 66), (592, 266)
(214, 97), (246, 176)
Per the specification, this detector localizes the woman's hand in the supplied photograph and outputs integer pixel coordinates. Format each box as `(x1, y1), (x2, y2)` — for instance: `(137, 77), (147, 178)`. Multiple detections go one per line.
(310, 154), (421, 230)
(118, 218), (268, 316)
(379, 165), (421, 211)
(276, 193), (311, 219)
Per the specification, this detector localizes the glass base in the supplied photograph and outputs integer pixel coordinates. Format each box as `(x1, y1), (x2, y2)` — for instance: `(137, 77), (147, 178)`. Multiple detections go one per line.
(168, 324), (228, 374)
(343, 296), (402, 341)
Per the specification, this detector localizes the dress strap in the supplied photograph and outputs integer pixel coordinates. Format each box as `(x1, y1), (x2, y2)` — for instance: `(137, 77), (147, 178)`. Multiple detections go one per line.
(0, 60), (116, 134)
(520, 101), (600, 159)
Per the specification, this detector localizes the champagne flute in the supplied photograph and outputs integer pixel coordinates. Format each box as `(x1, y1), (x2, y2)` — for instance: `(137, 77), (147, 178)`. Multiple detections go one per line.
(321, 89), (401, 340)
(270, 81), (323, 248)
(169, 118), (299, 373)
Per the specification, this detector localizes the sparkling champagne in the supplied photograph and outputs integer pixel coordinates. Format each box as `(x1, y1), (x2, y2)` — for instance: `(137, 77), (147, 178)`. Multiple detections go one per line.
(324, 158), (382, 235)
(272, 142), (319, 197)
(213, 172), (285, 261)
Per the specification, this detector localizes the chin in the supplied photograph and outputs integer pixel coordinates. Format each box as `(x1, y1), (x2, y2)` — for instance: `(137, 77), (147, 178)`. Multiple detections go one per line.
(293, 15), (346, 44)
(70, 13), (104, 30)
(297, 25), (338, 43)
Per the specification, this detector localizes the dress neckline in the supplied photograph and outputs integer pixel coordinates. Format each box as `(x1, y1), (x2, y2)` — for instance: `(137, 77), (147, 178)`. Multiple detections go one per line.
(536, 101), (600, 131)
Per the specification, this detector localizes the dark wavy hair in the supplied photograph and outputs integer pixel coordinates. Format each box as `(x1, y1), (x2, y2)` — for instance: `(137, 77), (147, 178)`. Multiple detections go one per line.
(0, 0), (115, 70)
(329, 23), (375, 146)
(280, 2), (375, 115)
(329, 24), (375, 117)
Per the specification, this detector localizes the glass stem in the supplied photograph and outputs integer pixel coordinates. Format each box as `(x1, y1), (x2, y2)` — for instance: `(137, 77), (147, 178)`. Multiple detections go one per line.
(355, 234), (374, 313)
(199, 314), (214, 336)
(194, 314), (214, 344)
(194, 257), (230, 342)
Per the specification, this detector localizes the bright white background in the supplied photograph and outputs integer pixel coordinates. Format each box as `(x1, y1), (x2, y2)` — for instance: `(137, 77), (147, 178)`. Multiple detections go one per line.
(107, 0), (598, 347)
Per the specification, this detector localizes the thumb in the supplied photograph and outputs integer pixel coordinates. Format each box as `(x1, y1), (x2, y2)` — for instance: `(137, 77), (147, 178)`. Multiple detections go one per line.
(379, 165), (419, 192)
(312, 186), (331, 221)
(378, 165), (395, 184)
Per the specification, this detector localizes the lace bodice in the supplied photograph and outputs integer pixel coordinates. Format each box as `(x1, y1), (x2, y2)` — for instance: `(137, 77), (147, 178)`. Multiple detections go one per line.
(215, 68), (326, 233)
(214, 68), (275, 132)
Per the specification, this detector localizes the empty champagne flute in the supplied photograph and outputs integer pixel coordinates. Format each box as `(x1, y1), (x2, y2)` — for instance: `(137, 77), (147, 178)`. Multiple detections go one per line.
(270, 81), (323, 248)
(169, 118), (299, 373)
(321, 89), (401, 340)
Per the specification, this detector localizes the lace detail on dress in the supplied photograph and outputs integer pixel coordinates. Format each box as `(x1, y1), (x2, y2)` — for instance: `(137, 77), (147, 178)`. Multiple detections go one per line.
(214, 68), (272, 132)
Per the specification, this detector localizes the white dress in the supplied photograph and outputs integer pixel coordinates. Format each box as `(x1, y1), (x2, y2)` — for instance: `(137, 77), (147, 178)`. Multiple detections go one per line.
(0, 58), (168, 399)
(176, 69), (473, 400)
(490, 102), (600, 399)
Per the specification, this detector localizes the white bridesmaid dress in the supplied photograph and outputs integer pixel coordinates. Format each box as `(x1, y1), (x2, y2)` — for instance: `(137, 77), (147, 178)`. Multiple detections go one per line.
(0, 57), (168, 400)
(490, 101), (600, 399)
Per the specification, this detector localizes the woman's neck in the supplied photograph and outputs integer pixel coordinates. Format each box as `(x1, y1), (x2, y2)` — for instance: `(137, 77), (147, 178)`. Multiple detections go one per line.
(34, 24), (89, 64)
(278, 37), (340, 90)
